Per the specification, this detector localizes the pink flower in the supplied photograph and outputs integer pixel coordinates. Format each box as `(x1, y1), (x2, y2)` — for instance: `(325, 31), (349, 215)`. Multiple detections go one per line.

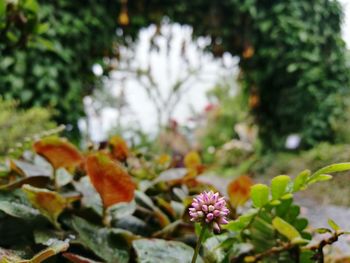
(189, 191), (229, 232)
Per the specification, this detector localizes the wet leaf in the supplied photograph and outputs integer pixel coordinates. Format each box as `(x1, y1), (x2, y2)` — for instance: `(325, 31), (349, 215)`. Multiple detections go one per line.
(133, 238), (203, 263)
(107, 200), (136, 221)
(85, 152), (135, 208)
(152, 220), (182, 238)
(134, 191), (170, 227)
(9, 159), (52, 177)
(33, 136), (83, 171)
(227, 175), (253, 208)
(33, 229), (65, 245)
(71, 216), (132, 263)
(73, 176), (103, 216)
(55, 168), (73, 187)
(0, 200), (40, 220)
(22, 184), (79, 227)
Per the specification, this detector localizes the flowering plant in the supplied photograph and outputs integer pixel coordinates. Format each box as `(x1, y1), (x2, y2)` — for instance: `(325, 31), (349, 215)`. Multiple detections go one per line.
(189, 191), (229, 232)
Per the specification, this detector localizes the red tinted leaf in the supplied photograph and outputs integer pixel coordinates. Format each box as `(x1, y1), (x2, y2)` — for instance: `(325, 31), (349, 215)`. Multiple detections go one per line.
(33, 136), (83, 171)
(109, 135), (129, 162)
(227, 175), (253, 208)
(22, 184), (80, 227)
(85, 152), (135, 208)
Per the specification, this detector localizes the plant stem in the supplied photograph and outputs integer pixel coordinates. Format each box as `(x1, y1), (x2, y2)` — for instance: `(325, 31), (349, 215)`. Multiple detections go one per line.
(191, 225), (206, 263)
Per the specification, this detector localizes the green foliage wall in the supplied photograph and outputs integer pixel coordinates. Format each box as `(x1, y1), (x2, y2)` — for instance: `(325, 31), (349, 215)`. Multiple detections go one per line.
(0, 0), (120, 139)
(1, 0), (349, 149)
(127, 0), (350, 150)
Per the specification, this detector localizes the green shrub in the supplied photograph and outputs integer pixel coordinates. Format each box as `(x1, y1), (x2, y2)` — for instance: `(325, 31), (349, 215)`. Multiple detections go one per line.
(0, 99), (55, 157)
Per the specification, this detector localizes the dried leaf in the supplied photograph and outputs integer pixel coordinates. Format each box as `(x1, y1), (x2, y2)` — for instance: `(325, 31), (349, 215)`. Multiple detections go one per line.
(227, 175), (253, 208)
(33, 136), (83, 171)
(22, 184), (79, 227)
(0, 240), (69, 263)
(0, 176), (50, 190)
(109, 135), (129, 162)
(85, 152), (135, 208)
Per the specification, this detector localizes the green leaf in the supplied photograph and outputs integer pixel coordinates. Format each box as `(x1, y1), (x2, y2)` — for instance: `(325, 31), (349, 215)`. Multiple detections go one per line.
(55, 168), (72, 187)
(23, 0), (39, 13)
(0, 200), (40, 220)
(272, 217), (302, 242)
(107, 200), (136, 221)
(316, 228), (331, 234)
(225, 209), (258, 231)
(310, 163), (350, 181)
(71, 216), (132, 263)
(328, 219), (340, 231)
(203, 235), (227, 262)
(293, 170), (310, 192)
(271, 175), (291, 199)
(73, 176), (103, 216)
(132, 239), (203, 263)
(250, 184), (269, 208)
(308, 174), (333, 185)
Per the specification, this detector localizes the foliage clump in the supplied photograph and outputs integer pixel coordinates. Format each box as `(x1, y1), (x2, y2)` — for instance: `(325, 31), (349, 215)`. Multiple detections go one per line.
(0, 135), (349, 262)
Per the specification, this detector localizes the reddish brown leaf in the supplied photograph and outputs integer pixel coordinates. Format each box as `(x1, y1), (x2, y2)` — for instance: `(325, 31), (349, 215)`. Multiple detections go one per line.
(227, 175), (253, 208)
(22, 184), (80, 227)
(109, 135), (129, 162)
(85, 152), (135, 207)
(33, 136), (83, 171)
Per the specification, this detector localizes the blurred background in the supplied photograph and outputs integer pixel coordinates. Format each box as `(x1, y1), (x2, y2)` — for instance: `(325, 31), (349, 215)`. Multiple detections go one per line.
(1, 0), (350, 205)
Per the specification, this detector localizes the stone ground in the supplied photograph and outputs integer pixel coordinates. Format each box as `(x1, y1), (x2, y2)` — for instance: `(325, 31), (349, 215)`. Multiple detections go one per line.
(199, 174), (350, 255)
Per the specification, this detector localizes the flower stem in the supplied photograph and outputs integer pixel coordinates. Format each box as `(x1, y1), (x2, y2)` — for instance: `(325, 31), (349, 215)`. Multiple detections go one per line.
(191, 225), (207, 263)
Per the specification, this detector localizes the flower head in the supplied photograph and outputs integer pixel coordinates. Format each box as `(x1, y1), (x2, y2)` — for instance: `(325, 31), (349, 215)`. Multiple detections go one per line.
(189, 191), (229, 232)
